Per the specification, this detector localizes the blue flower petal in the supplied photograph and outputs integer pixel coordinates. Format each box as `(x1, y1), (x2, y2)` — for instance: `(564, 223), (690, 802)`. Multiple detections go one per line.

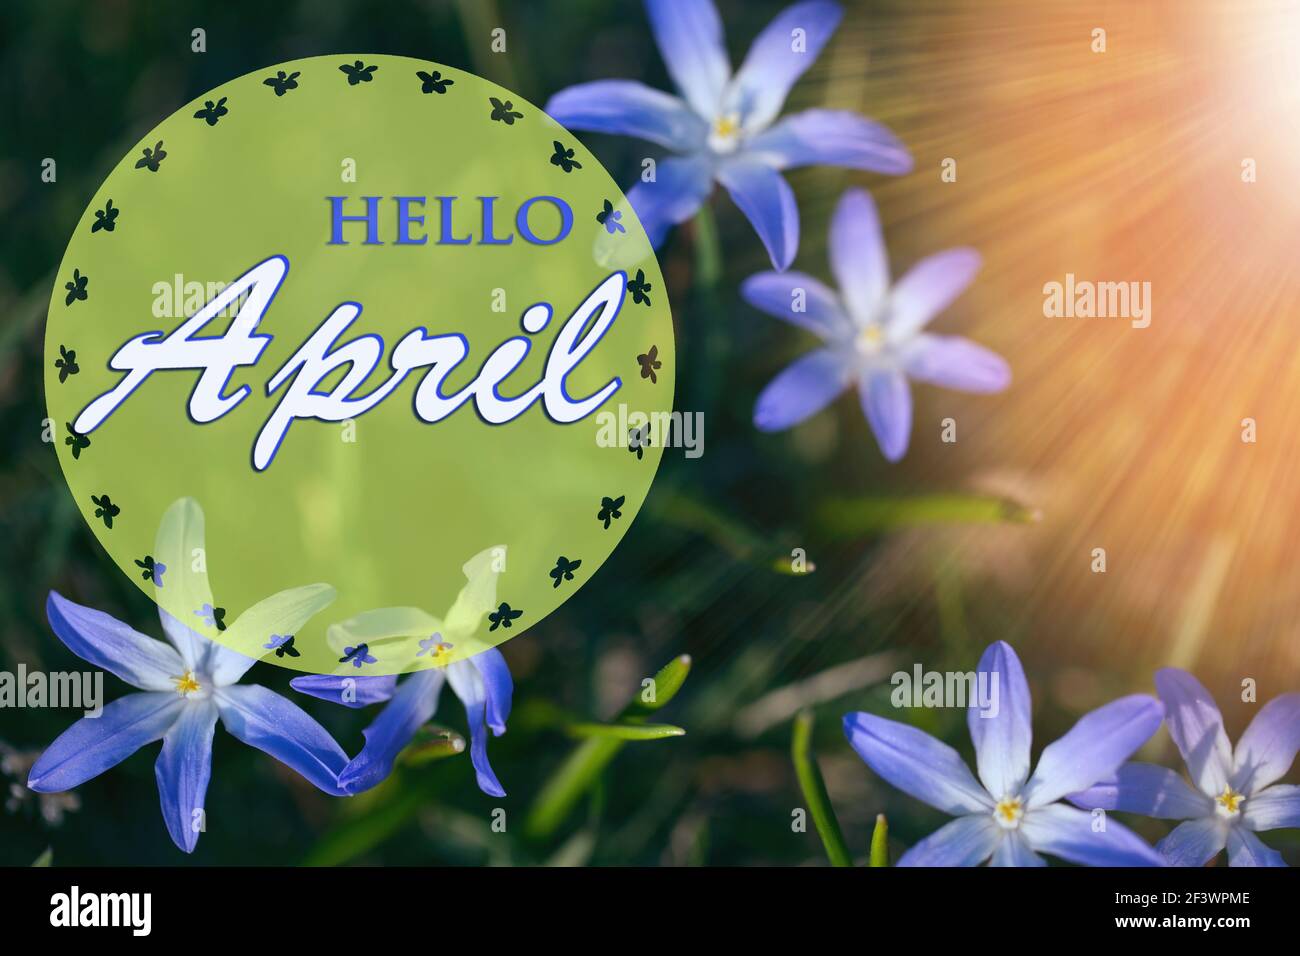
(545, 80), (708, 151)
(47, 591), (185, 692)
(989, 832), (1046, 867)
(896, 814), (1000, 867)
(28, 691), (183, 792)
(716, 159), (799, 270)
(725, 1), (842, 131)
(1067, 761), (1212, 820)
(828, 189), (889, 326)
(904, 335), (1011, 393)
(1157, 817), (1228, 867)
(644, 0), (730, 119)
(471, 647), (513, 736)
(1023, 694), (1163, 809)
(746, 109), (912, 174)
(753, 348), (850, 432)
(447, 660), (507, 797)
(967, 641), (1032, 801)
(1242, 784), (1300, 831)
(1226, 827), (1286, 867)
(290, 674), (398, 709)
(215, 684), (350, 795)
(887, 248), (982, 341)
(1230, 692), (1300, 796)
(858, 368), (912, 462)
(338, 669), (444, 793)
(1021, 803), (1165, 866)
(1155, 668), (1233, 797)
(843, 711), (993, 815)
(626, 154), (714, 249)
(155, 701), (218, 853)
(740, 271), (853, 341)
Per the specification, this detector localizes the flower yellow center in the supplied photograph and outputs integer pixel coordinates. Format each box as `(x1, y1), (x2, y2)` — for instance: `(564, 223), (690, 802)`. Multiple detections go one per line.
(172, 670), (201, 697)
(430, 642), (453, 664)
(993, 796), (1024, 829)
(709, 113), (743, 153)
(856, 324), (885, 355)
(714, 114), (740, 138)
(1214, 786), (1244, 818)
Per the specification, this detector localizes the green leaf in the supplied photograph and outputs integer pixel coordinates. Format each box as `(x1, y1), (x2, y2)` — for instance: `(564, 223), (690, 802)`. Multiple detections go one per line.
(869, 814), (889, 867)
(400, 724), (467, 765)
(31, 847), (53, 867)
(816, 494), (1040, 537)
(566, 722), (686, 741)
(791, 710), (852, 867)
(525, 655), (691, 840)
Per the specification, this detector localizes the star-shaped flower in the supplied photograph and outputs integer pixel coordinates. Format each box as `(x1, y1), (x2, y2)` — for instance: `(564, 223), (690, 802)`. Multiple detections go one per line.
(747, 188), (1009, 461)
(844, 641), (1166, 866)
(27, 499), (346, 852)
(1070, 670), (1300, 867)
(292, 547), (514, 797)
(547, 0), (911, 269)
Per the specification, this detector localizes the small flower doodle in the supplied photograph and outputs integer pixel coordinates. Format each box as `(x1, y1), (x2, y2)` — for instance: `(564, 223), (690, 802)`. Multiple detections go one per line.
(194, 97), (229, 126)
(64, 270), (88, 306)
(134, 555), (166, 586)
(263, 71), (301, 96)
(549, 141), (581, 172)
(263, 634), (301, 659)
(488, 603), (523, 631)
(417, 69), (453, 94)
(90, 493), (118, 528)
(340, 61), (378, 85)
(135, 141), (166, 172)
(64, 423), (89, 460)
(55, 345), (79, 382)
(637, 345), (662, 384)
(627, 270), (653, 306)
(597, 495), (625, 529)
(548, 556), (582, 588)
(596, 199), (625, 235)
(340, 643), (378, 668)
(91, 199), (118, 233)
(489, 96), (523, 124)
(195, 603), (227, 631)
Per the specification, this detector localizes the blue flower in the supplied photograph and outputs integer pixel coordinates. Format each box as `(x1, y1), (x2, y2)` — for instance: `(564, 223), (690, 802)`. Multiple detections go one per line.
(27, 503), (347, 853)
(292, 547), (513, 797)
(746, 188), (1009, 461)
(1069, 669), (1300, 867)
(843, 641), (1166, 866)
(545, 0), (911, 270)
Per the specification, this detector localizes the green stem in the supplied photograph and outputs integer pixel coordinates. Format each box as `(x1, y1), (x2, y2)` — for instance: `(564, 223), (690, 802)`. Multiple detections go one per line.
(792, 710), (852, 867)
(869, 814), (889, 867)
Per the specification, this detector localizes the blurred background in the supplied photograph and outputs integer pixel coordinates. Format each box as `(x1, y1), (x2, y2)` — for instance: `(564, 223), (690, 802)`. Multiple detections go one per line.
(2, 0), (1298, 865)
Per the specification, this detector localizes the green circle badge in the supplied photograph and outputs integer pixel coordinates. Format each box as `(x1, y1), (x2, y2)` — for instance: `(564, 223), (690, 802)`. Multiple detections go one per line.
(45, 55), (674, 675)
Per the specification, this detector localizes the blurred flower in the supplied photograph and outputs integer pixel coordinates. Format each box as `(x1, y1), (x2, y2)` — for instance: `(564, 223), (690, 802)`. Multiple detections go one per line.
(1070, 670), (1300, 867)
(843, 641), (1166, 866)
(25, 499), (348, 853)
(292, 547), (514, 797)
(1, 741), (80, 825)
(545, 0), (911, 270)
(746, 188), (1009, 460)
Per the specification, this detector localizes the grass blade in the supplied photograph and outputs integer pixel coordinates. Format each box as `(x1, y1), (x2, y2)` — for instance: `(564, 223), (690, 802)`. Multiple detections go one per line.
(792, 710), (852, 867)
